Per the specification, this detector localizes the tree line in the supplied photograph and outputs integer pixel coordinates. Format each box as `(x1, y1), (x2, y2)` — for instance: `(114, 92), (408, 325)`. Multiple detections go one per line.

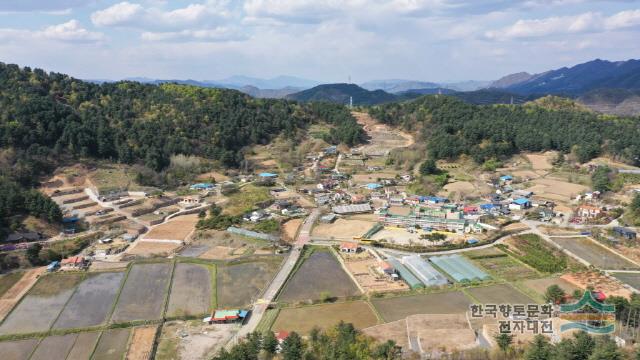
(369, 95), (640, 165)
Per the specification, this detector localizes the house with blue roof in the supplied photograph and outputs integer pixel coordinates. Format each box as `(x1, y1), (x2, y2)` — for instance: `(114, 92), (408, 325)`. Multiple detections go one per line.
(499, 175), (513, 183)
(509, 197), (531, 210)
(366, 183), (383, 190)
(190, 183), (215, 191)
(259, 172), (278, 178)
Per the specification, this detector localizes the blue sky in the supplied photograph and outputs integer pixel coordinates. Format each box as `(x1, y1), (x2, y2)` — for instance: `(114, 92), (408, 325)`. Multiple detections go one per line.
(0, 0), (639, 83)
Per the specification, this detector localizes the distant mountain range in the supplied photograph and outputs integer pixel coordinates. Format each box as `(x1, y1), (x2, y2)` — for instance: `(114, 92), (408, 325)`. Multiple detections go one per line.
(493, 59), (640, 96)
(86, 58), (640, 114)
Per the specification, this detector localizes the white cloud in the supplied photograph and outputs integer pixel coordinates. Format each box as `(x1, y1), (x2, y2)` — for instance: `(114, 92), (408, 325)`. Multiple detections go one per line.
(41, 20), (104, 42)
(141, 27), (245, 42)
(486, 9), (640, 40)
(91, 1), (231, 29)
(0, 20), (103, 44)
(91, 2), (144, 27)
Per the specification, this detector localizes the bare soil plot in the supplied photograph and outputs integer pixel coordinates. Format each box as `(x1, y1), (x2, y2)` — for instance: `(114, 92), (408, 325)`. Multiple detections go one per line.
(199, 245), (246, 260)
(0, 267), (45, 322)
(217, 257), (282, 308)
(362, 319), (410, 350)
(282, 219), (302, 242)
(196, 171), (229, 182)
(352, 111), (413, 156)
(93, 328), (132, 360)
(144, 214), (199, 241)
(467, 284), (536, 305)
(562, 272), (633, 298)
(345, 257), (408, 293)
(312, 218), (375, 239)
(125, 326), (158, 360)
(513, 170), (541, 180)
(0, 273), (82, 335)
(523, 277), (580, 297)
(442, 181), (476, 195)
(53, 271), (125, 329)
(503, 222), (530, 232)
(351, 173), (400, 183)
(278, 250), (360, 302)
(409, 314), (477, 353)
(89, 261), (130, 272)
(272, 301), (379, 334)
(612, 273), (640, 291)
(372, 292), (472, 322)
(529, 178), (589, 198)
(526, 153), (554, 171)
(30, 334), (77, 360)
(551, 237), (638, 270)
(66, 331), (101, 360)
(0, 338), (39, 360)
(156, 320), (236, 360)
(125, 241), (182, 258)
(167, 263), (212, 317)
(111, 263), (172, 322)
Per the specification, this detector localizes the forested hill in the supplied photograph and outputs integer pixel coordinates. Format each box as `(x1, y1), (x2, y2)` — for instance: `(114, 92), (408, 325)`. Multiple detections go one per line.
(0, 63), (364, 175)
(369, 95), (640, 165)
(0, 63), (364, 234)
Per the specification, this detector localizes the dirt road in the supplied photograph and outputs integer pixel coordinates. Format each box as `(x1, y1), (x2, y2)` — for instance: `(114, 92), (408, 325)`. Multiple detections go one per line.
(233, 208), (321, 341)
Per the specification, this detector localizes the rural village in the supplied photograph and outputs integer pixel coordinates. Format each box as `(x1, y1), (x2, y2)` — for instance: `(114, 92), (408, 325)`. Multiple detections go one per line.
(4, 110), (640, 360)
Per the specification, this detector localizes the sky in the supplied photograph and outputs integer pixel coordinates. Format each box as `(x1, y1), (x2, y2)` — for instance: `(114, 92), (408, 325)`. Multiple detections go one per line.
(0, 0), (639, 83)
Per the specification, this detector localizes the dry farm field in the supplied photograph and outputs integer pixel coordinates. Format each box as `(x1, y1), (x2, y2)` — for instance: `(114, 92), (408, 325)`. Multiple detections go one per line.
(143, 214), (200, 242)
(124, 241), (182, 257)
(111, 263), (173, 322)
(167, 263), (213, 317)
(53, 271), (125, 329)
(466, 251), (538, 282)
(466, 284), (535, 305)
(551, 237), (639, 270)
(371, 291), (472, 322)
(278, 249), (361, 302)
(362, 320), (410, 350)
(0, 273), (83, 335)
(523, 277), (580, 297)
(271, 301), (379, 334)
(312, 218), (375, 239)
(126, 326), (158, 360)
(562, 272), (633, 298)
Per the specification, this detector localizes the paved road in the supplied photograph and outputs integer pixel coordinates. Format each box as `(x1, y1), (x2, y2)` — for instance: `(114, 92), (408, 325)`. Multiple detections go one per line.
(234, 208), (321, 340)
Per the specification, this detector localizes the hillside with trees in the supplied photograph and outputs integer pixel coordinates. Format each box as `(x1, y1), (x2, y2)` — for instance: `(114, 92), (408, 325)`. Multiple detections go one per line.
(0, 63), (365, 236)
(369, 94), (640, 166)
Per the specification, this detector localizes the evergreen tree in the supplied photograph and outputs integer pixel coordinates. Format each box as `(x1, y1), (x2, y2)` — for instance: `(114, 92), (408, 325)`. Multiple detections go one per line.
(525, 335), (553, 360)
(281, 332), (304, 360)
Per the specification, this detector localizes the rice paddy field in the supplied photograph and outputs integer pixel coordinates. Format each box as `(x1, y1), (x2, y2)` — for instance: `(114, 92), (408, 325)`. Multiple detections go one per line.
(0, 338), (39, 360)
(0, 273), (83, 335)
(167, 263), (213, 317)
(271, 301), (379, 334)
(92, 328), (132, 360)
(278, 249), (361, 302)
(371, 291), (471, 322)
(53, 272), (125, 329)
(217, 257), (282, 308)
(111, 262), (173, 323)
(29, 334), (77, 360)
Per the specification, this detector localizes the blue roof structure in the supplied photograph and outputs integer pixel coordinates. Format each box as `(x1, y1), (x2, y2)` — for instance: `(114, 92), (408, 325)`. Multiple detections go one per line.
(480, 203), (496, 210)
(424, 196), (448, 203)
(190, 183), (215, 190)
(467, 239), (479, 244)
(366, 183), (382, 190)
(513, 198), (530, 205)
(500, 175), (513, 181)
(259, 172), (278, 178)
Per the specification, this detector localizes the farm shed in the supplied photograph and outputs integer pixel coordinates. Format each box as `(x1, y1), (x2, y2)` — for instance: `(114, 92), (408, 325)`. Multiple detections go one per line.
(204, 309), (248, 324)
(386, 258), (423, 289)
(509, 198), (531, 210)
(190, 183), (215, 191)
(320, 214), (337, 223)
(401, 255), (448, 287)
(340, 242), (360, 253)
(332, 204), (372, 215)
(259, 173), (278, 178)
(614, 227), (637, 240)
(430, 254), (490, 282)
